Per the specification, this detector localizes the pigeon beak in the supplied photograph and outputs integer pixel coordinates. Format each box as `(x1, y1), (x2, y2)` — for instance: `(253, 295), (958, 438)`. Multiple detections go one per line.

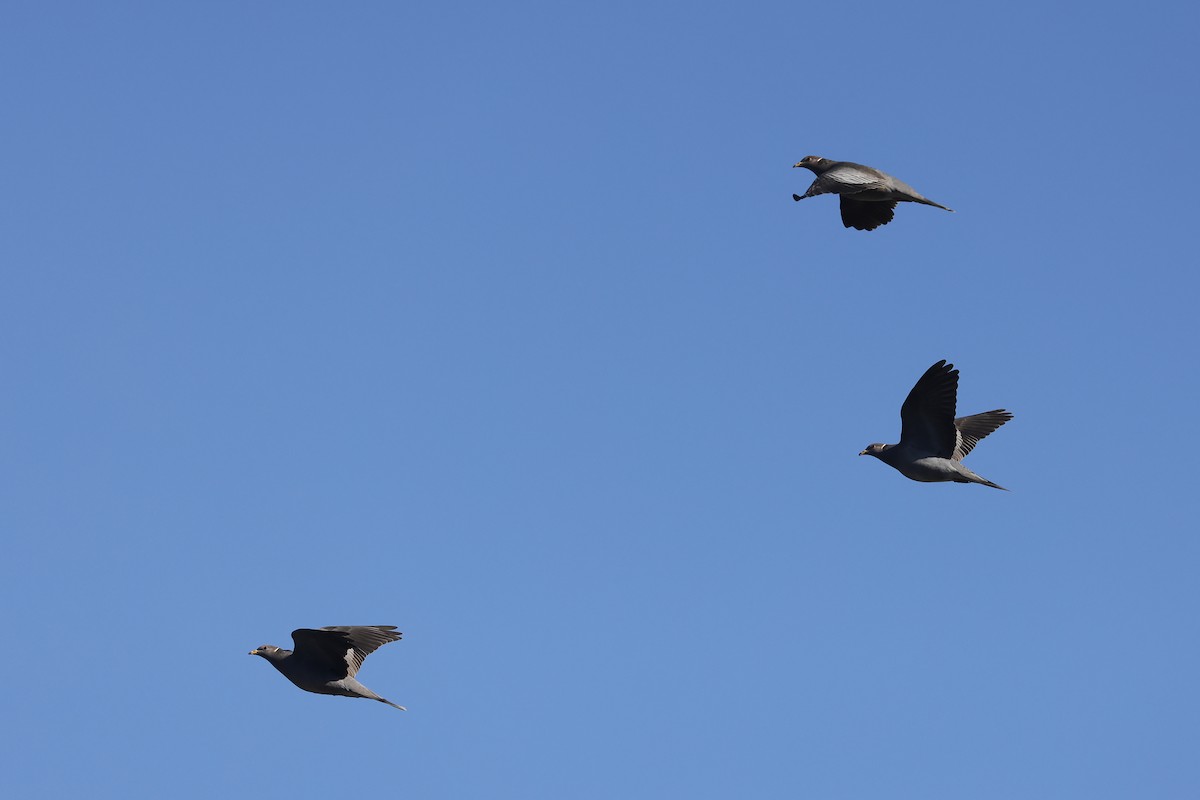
(858, 449), (868, 456)
(248, 649), (259, 656)
(792, 162), (803, 168)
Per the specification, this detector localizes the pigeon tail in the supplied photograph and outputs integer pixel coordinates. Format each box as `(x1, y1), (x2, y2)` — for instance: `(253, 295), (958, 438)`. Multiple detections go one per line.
(967, 473), (1008, 491)
(955, 460), (1008, 490)
(343, 676), (406, 710)
(908, 195), (954, 212)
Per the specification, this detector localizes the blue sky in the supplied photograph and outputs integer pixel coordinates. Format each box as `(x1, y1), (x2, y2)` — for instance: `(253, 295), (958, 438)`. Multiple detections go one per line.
(3, 2), (1199, 798)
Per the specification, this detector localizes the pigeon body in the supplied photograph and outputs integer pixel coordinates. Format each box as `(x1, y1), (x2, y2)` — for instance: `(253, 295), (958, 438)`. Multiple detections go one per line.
(250, 625), (406, 710)
(792, 155), (953, 231)
(860, 360), (1012, 490)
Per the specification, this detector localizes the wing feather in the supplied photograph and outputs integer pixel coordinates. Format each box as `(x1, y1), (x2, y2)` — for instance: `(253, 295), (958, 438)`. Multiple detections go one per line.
(899, 360), (959, 458)
(822, 164), (887, 188)
(291, 626), (403, 679)
(840, 198), (895, 230)
(953, 410), (1013, 461)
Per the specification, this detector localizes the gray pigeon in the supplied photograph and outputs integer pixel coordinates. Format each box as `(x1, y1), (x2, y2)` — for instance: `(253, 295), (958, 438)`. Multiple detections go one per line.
(860, 360), (1012, 489)
(792, 155), (953, 231)
(250, 625), (406, 710)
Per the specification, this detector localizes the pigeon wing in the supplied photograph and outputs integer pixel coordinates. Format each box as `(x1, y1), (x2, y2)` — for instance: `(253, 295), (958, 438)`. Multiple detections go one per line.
(289, 628), (356, 680)
(321, 626), (402, 677)
(953, 410), (1013, 461)
(899, 360), (959, 457)
(840, 198), (896, 230)
(819, 163), (889, 193)
(291, 626), (402, 679)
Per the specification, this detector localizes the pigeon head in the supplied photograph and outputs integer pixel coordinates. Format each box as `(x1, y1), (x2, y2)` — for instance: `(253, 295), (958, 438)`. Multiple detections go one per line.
(249, 644), (288, 661)
(859, 443), (888, 457)
(793, 155), (831, 172)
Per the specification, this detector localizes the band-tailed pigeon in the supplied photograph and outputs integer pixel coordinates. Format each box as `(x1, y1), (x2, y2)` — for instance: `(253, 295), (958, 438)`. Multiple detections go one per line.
(792, 156), (953, 231)
(250, 625), (406, 710)
(860, 360), (1012, 489)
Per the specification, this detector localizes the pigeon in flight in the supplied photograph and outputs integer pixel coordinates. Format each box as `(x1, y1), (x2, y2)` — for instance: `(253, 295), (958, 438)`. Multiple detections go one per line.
(860, 360), (1012, 489)
(250, 625), (406, 710)
(792, 156), (953, 231)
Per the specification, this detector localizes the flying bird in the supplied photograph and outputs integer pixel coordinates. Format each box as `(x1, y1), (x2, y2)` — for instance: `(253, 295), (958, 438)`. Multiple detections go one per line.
(792, 155), (953, 231)
(250, 625), (406, 710)
(860, 360), (1012, 489)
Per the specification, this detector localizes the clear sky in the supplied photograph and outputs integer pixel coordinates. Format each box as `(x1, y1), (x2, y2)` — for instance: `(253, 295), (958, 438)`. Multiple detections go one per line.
(3, 2), (1198, 798)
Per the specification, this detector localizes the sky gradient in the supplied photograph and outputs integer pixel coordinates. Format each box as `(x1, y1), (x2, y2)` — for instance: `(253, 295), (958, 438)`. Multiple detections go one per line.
(3, 2), (1199, 798)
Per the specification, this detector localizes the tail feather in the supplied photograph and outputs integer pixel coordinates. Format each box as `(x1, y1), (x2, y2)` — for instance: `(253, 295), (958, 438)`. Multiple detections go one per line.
(958, 464), (1008, 491)
(912, 195), (954, 212)
(971, 473), (1008, 491)
(347, 677), (407, 710)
